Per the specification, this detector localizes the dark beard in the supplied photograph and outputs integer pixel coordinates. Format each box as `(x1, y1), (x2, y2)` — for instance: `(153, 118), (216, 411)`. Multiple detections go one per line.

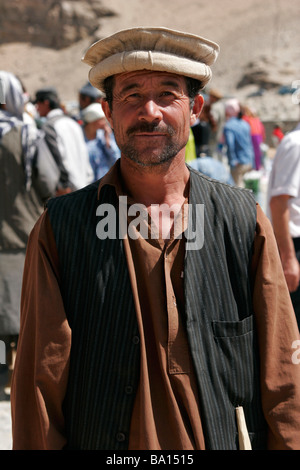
(121, 122), (185, 167)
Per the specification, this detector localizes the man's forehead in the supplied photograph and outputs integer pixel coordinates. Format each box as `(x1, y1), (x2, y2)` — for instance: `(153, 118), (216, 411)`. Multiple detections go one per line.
(114, 70), (187, 91)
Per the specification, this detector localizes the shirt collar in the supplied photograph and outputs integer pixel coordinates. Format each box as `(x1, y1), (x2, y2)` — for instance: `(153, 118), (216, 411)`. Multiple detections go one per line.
(47, 108), (64, 119)
(97, 159), (125, 200)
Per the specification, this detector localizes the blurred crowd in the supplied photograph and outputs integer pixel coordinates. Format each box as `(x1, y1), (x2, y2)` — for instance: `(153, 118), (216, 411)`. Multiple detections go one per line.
(0, 71), (122, 393)
(186, 88), (285, 187)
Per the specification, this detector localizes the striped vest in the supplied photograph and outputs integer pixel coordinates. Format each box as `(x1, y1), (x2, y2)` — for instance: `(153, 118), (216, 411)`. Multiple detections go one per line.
(47, 167), (267, 450)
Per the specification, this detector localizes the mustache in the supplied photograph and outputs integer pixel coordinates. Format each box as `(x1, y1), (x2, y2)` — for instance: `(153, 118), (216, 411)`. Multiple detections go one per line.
(126, 122), (175, 136)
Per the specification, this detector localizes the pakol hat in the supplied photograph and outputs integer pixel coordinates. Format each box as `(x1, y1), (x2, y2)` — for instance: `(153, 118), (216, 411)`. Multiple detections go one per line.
(81, 103), (105, 123)
(82, 27), (220, 93)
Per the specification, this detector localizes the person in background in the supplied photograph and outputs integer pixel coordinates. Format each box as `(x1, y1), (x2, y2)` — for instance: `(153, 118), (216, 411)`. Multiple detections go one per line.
(242, 105), (265, 170)
(268, 117), (300, 330)
(0, 72), (44, 393)
(272, 124), (285, 147)
(189, 155), (234, 185)
(185, 127), (197, 163)
(190, 102), (215, 157)
(78, 81), (104, 111)
(34, 86), (93, 195)
(223, 98), (254, 187)
(11, 27), (300, 451)
(81, 102), (120, 180)
(207, 88), (225, 159)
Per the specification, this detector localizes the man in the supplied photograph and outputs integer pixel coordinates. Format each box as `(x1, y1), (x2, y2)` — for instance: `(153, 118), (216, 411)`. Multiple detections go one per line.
(223, 98), (254, 186)
(34, 86), (93, 195)
(268, 119), (300, 329)
(189, 155), (234, 185)
(205, 88), (225, 159)
(0, 72), (44, 393)
(78, 81), (104, 111)
(11, 27), (300, 450)
(81, 102), (120, 180)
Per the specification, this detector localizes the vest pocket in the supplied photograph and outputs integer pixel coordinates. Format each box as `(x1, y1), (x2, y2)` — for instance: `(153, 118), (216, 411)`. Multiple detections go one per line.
(212, 315), (253, 337)
(212, 316), (255, 405)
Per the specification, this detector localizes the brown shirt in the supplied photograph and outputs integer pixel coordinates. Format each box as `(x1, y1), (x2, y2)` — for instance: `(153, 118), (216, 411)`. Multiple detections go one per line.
(11, 164), (300, 450)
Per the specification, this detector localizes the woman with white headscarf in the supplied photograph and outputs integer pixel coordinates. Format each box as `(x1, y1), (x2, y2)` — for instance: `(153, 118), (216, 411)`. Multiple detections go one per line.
(0, 71), (44, 394)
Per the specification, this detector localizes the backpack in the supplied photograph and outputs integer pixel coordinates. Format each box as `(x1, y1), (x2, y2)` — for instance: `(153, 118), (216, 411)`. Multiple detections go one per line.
(32, 132), (61, 201)
(33, 114), (74, 200)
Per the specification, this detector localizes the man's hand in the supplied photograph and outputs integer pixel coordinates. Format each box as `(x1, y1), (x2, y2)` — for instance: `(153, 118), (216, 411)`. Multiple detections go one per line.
(270, 194), (300, 292)
(281, 256), (300, 292)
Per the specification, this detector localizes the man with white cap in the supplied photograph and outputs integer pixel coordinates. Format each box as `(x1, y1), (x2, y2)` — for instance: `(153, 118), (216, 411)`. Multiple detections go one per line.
(34, 86), (94, 194)
(81, 102), (120, 180)
(11, 27), (300, 450)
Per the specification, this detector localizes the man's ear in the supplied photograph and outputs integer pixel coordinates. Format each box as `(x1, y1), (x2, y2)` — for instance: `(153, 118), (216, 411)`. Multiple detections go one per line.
(101, 100), (113, 129)
(190, 94), (204, 126)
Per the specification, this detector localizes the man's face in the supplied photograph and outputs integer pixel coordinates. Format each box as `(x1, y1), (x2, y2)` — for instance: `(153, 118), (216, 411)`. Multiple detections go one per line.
(102, 70), (202, 168)
(35, 100), (50, 117)
(79, 94), (92, 110)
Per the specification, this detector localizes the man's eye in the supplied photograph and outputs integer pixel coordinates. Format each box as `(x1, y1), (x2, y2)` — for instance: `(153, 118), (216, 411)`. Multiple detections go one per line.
(127, 93), (141, 99)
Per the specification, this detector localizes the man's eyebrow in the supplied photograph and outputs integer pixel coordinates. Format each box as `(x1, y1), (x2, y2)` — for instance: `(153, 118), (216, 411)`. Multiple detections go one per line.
(119, 83), (141, 95)
(160, 80), (182, 89)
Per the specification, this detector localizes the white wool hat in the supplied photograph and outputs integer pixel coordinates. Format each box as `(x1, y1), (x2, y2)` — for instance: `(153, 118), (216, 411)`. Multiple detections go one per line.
(82, 27), (220, 92)
(81, 103), (105, 123)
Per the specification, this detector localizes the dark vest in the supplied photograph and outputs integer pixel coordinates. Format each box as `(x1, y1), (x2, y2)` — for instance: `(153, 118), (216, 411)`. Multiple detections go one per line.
(47, 167), (267, 450)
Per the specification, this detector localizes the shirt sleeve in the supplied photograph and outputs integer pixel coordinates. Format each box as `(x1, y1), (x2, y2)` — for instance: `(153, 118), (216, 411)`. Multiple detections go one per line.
(269, 135), (300, 198)
(223, 128), (237, 167)
(11, 209), (71, 450)
(252, 204), (300, 449)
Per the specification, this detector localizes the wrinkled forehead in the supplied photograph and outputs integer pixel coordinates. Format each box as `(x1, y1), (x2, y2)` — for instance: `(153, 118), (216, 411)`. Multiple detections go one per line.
(113, 70), (188, 93)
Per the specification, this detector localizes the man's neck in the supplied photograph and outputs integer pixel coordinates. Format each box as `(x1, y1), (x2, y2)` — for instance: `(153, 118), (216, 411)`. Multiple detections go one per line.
(120, 152), (190, 208)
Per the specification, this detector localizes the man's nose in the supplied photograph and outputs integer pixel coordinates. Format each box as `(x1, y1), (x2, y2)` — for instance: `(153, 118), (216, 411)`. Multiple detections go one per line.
(138, 99), (162, 122)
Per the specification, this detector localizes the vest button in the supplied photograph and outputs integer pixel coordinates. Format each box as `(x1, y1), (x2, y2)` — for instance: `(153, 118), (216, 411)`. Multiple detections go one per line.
(116, 432), (126, 442)
(132, 335), (140, 344)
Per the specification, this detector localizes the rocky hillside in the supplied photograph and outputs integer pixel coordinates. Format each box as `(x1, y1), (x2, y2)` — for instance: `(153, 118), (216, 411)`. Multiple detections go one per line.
(0, 0), (299, 122)
(0, 0), (115, 48)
